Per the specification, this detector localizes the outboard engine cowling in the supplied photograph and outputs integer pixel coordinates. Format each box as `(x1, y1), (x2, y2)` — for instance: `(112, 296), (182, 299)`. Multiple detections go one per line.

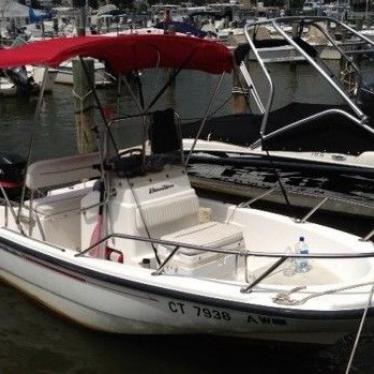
(5, 66), (40, 96)
(0, 152), (26, 201)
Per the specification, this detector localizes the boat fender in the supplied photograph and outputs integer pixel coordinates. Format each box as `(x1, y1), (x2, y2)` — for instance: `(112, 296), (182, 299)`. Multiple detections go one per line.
(105, 247), (124, 263)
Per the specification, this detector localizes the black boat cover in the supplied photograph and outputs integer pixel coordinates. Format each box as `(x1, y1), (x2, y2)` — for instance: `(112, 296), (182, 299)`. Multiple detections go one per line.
(182, 102), (374, 155)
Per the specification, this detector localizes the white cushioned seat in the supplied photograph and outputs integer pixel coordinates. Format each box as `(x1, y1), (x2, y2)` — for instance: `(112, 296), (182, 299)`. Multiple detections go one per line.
(28, 187), (92, 216)
(136, 191), (199, 229)
(160, 221), (243, 256)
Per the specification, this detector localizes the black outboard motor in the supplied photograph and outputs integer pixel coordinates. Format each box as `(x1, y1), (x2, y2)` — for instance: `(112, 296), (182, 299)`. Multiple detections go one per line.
(0, 152), (26, 201)
(5, 66), (40, 96)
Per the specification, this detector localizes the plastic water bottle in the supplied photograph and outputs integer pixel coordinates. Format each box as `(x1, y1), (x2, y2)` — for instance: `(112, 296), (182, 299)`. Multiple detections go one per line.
(296, 236), (311, 273)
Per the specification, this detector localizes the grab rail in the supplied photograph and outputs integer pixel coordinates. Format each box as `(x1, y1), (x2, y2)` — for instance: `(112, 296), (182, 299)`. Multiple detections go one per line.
(249, 108), (374, 149)
(243, 16), (373, 141)
(108, 108), (185, 164)
(76, 231), (374, 293)
(232, 186), (374, 241)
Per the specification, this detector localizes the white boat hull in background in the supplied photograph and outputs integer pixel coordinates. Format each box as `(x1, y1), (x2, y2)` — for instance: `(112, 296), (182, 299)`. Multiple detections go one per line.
(31, 66), (58, 92)
(0, 77), (17, 97)
(54, 61), (113, 87)
(183, 139), (374, 171)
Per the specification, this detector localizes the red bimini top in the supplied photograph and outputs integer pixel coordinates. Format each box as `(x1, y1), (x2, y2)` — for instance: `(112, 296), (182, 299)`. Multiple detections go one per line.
(0, 34), (233, 75)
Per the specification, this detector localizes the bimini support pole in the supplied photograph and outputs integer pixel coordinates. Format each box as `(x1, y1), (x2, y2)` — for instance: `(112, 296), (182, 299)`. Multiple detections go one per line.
(121, 75), (149, 166)
(114, 76), (162, 265)
(79, 57), (119, 156)
(185, 72), (225, 166)
(16, 65), (49, 231)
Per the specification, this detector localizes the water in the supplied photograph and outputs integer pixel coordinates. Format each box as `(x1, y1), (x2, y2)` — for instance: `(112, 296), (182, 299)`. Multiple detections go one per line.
(0, 64), (374, 373)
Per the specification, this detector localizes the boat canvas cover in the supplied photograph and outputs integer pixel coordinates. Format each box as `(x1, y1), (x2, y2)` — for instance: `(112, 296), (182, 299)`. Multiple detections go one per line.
(183, 102), (374, 155)
(0, 34), (233, 75)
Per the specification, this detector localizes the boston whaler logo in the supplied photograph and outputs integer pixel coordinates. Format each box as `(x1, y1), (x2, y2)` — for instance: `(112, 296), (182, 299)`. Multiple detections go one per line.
(149, 183), (174, 194)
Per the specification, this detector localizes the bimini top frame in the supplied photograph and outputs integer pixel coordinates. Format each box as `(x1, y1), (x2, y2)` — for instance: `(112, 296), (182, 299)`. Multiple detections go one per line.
(241, 16), (374, 144)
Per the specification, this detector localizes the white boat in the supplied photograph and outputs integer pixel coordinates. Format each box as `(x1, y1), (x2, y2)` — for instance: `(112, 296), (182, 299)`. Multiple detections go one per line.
(54, 60), (113, 87)
(185, 16), (374, 178)
(0, 76), (17, 96)
(27, 66), (58, 93)
(0, 33), (373, 346)
(0, 66), (40, 97)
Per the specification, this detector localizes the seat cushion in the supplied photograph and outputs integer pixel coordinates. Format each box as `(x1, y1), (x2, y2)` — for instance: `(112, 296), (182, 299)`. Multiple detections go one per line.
(28, 187), (92, 216)
(136, 191), (199, 229)
(160, 221), (243, 255)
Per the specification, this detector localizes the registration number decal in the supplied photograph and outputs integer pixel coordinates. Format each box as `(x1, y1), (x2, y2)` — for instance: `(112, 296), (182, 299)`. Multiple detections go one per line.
(167, 300), (287, 325)
(168, 301), (231, 321)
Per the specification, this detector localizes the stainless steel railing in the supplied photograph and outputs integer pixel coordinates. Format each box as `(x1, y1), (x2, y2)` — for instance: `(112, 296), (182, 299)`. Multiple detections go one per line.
(243, 16), (374, 139)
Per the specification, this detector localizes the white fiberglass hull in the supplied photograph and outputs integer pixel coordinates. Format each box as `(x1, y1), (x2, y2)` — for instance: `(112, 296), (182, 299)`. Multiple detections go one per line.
(0, 78), (17, 97)
(31, 67), (58, 92)
(55, 63), (113, 87)
(183, 139), (374, 172)
(0, 227), (372, 345)
(247, 44), (341, 62)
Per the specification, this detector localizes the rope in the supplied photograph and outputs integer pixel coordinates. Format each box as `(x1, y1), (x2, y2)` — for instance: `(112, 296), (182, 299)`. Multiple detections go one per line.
(274, 281), (374, 306)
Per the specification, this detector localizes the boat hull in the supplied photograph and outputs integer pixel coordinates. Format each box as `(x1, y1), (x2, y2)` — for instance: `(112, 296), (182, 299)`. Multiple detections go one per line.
(31, 67), (58, 92)
(0, 234), (370, 345)
(186, 154), (374, 218)
(55, 68), (113, 87)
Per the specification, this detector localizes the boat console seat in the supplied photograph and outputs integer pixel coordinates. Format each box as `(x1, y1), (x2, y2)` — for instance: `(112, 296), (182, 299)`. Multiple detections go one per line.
(136, 191), (199, 230)
(26, 187), (93, 250)
(26, 152), (100, 190)
(159, 221), (243, 267)
(29, 187), (92, 216)
(22, 152), (101, 250)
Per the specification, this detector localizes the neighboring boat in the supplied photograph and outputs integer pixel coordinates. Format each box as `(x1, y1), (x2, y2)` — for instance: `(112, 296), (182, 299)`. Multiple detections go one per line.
(0, 75), (17, 97)
(28, 66), (58, 93)
(183, 16), (374, 214)
(0, 34), (374, 346)
(182, 102), (374, 180)
(0, 66), (39, 97)
(184, 142), (374, 219)
(54, 59), (113, 87)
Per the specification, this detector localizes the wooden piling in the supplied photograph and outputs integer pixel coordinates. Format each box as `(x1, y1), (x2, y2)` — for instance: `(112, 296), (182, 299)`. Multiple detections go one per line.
(232, 72), (248, 114)
(73, 58), (97, 154)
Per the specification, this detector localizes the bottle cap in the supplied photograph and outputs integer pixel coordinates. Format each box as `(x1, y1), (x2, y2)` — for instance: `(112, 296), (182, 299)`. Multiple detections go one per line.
(300, 236), (305, 241)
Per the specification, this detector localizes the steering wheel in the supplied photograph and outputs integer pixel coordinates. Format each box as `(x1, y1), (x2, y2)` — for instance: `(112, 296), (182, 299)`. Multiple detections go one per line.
(118, 147), (143, 158)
